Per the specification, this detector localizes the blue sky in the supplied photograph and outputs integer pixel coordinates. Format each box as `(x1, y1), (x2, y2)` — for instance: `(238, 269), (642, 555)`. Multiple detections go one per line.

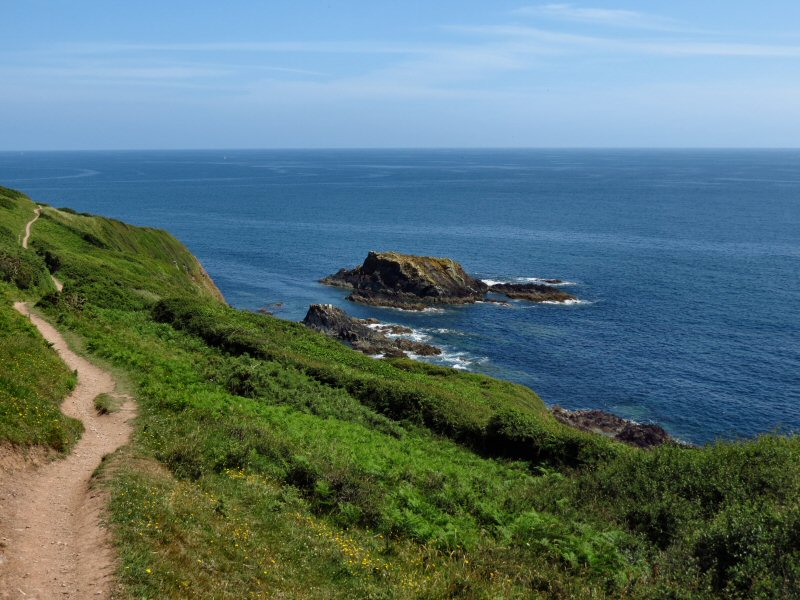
(3, 1), (800, 149)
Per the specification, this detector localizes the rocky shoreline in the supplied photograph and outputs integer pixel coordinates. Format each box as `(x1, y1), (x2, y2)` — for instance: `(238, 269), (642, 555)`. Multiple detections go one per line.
(322, 251), (577, 310)
(302, 303), (441, 358)
(552, 406), (673, 449)
(312, 251), (675, 448)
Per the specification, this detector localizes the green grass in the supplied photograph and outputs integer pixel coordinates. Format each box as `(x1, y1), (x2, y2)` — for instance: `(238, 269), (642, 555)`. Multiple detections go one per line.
(94, 392), (123, 414)
(0, 287), (80, 450)
(2, 185), (799, 598)
(0, 187), (82, 451)
(151, 296), (619, 469)
(0, 188), (80, 450)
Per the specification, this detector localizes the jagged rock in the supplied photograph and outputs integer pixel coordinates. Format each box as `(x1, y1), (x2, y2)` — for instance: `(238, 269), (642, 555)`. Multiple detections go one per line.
(321, 251), (488, 310)
(551, 407), (672, 449)
(488, 283), (576, 303)
(323, 252), (579, 309)
(302, 304), (441, 358)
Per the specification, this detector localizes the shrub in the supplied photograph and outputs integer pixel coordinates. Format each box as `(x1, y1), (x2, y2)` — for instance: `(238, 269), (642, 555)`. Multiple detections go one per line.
(0, 250), (49, 290)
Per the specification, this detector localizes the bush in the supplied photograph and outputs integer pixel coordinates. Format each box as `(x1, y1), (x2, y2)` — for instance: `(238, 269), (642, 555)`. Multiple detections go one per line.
(0, 250), (49, 290)
(486, 408), (618, 468)
(152, 296), (616, 468)
(693, 502), (800, 597)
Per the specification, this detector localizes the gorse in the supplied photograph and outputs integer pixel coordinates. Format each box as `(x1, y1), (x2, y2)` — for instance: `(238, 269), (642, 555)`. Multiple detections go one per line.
(1, 185), (797, 598)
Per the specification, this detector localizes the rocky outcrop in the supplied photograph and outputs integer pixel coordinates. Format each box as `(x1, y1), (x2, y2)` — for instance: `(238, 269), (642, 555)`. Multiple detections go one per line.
(302, 304), (441, 358)
(488, 282), (576, 303)
(322, 251), (489, 310)
(322, 252), (577, 309)
(551, 407), (672, 449)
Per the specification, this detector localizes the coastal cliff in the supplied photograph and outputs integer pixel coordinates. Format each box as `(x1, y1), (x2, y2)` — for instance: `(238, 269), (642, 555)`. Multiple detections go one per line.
(3, 184), (798, 599)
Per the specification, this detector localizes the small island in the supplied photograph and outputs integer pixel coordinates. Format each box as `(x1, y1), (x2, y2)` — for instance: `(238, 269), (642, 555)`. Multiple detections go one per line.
(322, 251), (577, 310)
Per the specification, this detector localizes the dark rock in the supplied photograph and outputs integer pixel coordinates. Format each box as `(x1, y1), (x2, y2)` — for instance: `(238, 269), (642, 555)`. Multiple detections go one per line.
(374, 324), (414, 335)
(616, 423), (672, 448)
(303, 303), (374, 343)
(323, 252), (581, 308)
(322, 251), (488, 310)
(551, 406), (672, 449)
(489, 283), (576, 303)
(393, 338), (441, 356)
(302, 304), (441, 358)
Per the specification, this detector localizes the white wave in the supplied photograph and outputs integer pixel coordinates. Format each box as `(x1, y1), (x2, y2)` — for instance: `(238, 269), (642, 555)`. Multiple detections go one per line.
(540, 298), (590, 305)
(481, 279), (508, 287)
(407, 348), (489, 372)
(483, 277), (577, 287)
(385, 306), (445, 314)
(438, 351), (478, 370)
(427, 327), (466, 336)
(400, 330), (431, 343)
(517, 277), (577, 286)
(367, 322), (431, 342)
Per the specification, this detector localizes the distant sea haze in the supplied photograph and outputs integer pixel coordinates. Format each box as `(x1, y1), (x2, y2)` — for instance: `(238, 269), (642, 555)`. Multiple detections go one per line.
(3, 148), (799, 444)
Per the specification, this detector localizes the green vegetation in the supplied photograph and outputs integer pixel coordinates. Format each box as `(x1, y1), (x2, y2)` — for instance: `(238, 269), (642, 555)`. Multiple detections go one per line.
(0, 188), (79, 450)
(2, 185), (798, 598)
(94, 392), (123, 415)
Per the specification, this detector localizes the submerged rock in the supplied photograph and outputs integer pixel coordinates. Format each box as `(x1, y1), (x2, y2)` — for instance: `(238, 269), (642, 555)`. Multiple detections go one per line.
(551, 406), (672, 449)
(488, 282), (576, 303)
(302, 304), (441, 358)
(321, 251), (488, 310)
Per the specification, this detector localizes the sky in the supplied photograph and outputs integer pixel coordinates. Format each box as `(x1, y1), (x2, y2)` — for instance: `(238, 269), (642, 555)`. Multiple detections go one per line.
(3, 1), (800, 149)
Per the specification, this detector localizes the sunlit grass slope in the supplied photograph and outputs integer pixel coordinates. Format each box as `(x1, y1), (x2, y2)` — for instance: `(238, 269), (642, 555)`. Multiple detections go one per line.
(2, 185), (798, 598)
(0, 188), (78, 450)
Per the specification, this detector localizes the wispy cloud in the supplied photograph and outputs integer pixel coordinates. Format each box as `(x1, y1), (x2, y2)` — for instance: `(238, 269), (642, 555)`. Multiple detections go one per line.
(448, 25), (800, 58)
(8, 13), (800, 110)
(513, 4), (682, 31)
(51, 41), (433, 56)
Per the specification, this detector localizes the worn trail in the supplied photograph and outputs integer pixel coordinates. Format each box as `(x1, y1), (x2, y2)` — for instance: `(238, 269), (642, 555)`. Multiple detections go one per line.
(20, 207), (40, 250)
(20, 206), (63, 291)
(0, 204), (135, 598)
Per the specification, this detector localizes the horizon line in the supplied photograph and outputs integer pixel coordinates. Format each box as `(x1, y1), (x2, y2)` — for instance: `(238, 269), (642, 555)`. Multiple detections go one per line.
(2, 146), (800, 153)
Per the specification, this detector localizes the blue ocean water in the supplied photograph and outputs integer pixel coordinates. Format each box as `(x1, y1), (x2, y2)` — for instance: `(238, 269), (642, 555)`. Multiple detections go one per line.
(2, 149), (799, 444)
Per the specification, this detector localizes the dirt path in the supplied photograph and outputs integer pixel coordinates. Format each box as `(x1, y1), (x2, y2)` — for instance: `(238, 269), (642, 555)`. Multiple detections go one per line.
(0, 303), (135, 599)
(21, 207), (40, 249)
(20, 205), (63, 291)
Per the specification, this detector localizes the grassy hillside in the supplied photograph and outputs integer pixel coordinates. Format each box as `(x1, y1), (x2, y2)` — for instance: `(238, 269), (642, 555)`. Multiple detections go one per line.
(0, 188), (78, 450)
(2, 185), (798, 598)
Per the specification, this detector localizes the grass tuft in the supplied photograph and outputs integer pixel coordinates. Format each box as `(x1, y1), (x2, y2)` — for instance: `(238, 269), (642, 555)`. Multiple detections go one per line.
(94, 392), (123, 415)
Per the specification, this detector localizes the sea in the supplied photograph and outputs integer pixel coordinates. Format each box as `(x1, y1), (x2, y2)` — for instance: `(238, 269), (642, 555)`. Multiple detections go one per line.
(2, 149), (799, 445)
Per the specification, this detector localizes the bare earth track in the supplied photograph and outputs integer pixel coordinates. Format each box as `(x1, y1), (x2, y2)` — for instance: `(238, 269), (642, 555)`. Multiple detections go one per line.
(20, 207), (39, 250)
(0, 208), (134, 599)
